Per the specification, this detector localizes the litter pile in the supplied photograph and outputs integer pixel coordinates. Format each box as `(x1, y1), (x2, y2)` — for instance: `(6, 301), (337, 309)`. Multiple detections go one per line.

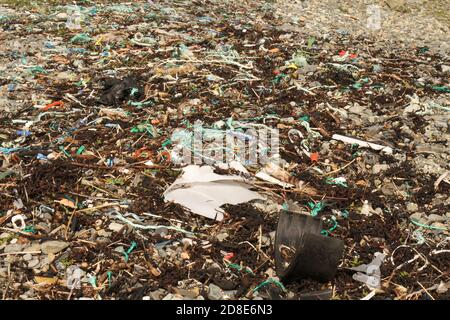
(0, 0), (449, 300)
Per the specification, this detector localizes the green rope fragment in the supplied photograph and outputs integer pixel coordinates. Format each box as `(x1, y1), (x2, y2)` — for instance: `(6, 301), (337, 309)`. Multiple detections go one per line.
(252, 278), (286, 293)
(272, 73), (288, 84)
(76, 146), (85, 155)
(131, 122), (156, 137)
(29, 66), (48, 75)
(325, 177), (348, 188)
(130, 87), (139, 96)
(430, 85), (450, 93)
(23, 226), (36, 233)
(340, 210), (349, 218)
(162, 139), (172, 148)
(88, 275), (97, 288)
(58, 145), (72, 158)
(226, 262), (254, 275)
(418, 47), (429, 54)
(70, 33), (92, 44)
(308, 201), (323, 217)
(321, 216), (338, 236)
(410, 218), (447, 231)
(122, 241), (137, 262)
(299, 115), (310, 122)
(128, 100), (154, 107)
(107, 271), (112, 287)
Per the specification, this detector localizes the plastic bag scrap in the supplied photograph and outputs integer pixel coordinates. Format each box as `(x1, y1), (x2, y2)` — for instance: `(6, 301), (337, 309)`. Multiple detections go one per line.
(163, 165), (264, 221)
(349, 252), (385, 289)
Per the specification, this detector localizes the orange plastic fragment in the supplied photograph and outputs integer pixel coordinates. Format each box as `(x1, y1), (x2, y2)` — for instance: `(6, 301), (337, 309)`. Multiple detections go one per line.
(42, 101), (64, 111)
(310, 152), (319, 162)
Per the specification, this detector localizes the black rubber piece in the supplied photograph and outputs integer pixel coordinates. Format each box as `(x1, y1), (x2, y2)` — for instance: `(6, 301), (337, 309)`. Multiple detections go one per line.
(275, 210), (344, 283)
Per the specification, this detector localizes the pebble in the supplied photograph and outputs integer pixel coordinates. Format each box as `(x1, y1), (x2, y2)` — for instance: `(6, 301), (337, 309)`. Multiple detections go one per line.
(409, 212), (427, 224)
(0, 232), (10, 239)
(174, 287), (200, 299)
(27, 259), (39, 269)
(181, 238), (194, 247)
(208, 283), (224, 300)
(162, 293), (184, 300)
(157, 248), (167, 258)
(431, 222), (447, 230)
(216, 233), (228, 241)
(4, 243), (24, 253)
(97, 229), (112, 237)
(372, 164), (389, 175)
(23, 253), (32, 261)
(108, 222), (124, 232)
(427, 214), (447, 223)
(406, 203), (419, 213)
(150, 289), (166, 300)
(54, 12), (68, 21)
(381, 182), (397, 196)
(23, 243), (40, 253)
(114, 246), (124, 253)
(40, 241), (69, 254)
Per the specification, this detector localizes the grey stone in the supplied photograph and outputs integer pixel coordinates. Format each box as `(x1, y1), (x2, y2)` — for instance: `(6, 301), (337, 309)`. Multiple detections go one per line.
(372, 164), (389, 175)
(157, 248), (167, 258)
(410, 212), (424, 221)
(381, 182), (396, 196)
(97, 229), (112, 237)
(108, 222), (124, 232)
(114, 246), (124, 253)
(27, 259), (39, 269)
(23, 253), (32, 261)
(181, 238), (194, 247)
(162, 293), (184, 300)
(54, 12), (68, 21)
(40, 241), (69, 254)
(174, 287), (199, 299)
(441, 65), (450, 73)
(150, 289), (166, 300)
(208, 283), (224, 300)
(406, 203), (419, 212)
(427, 214), (446, 223)
(3, 243), (24, 253)
(431, 222), (447, 230)
(216, 233), (228, 242)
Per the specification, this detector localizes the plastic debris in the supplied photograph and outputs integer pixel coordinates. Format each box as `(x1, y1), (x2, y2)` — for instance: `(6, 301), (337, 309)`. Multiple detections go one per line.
(164, 165), (264, 220)
(350, 252), (385, 289)
(0, 0), (448, 302)
(275, 210), (344, 283)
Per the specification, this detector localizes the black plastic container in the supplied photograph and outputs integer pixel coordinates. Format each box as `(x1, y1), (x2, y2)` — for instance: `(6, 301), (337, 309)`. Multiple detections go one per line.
(275, 210), (344, 283)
